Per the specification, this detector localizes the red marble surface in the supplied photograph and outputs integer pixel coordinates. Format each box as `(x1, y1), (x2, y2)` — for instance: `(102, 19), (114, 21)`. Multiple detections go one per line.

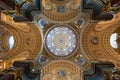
(0, 0), (14, 9)
(111, 0), (120, 6)
(0, 74), (14, 80)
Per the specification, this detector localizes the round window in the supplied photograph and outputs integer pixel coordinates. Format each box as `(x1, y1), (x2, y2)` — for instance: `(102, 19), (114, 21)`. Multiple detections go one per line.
(45, 25), (77, 57)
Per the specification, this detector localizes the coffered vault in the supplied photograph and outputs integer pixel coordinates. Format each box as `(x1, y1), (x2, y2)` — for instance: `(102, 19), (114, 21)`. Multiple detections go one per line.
(0, 0), (120, 80)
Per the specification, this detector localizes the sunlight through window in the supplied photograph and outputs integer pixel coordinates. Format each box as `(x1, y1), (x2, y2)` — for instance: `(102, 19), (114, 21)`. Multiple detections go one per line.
(9, 36), (14, 49)
(110, 33), (118, 48)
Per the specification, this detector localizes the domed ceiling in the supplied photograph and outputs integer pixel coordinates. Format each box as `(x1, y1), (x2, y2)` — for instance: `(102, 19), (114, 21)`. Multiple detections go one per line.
(0, 0), (120, 80)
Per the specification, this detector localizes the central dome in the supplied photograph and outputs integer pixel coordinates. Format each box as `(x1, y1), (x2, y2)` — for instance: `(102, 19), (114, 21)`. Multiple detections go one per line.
(45, 25), (77, 57)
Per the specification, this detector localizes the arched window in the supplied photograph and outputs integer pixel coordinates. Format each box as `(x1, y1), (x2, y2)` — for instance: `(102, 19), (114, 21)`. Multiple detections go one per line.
(8, 36), (14, 49)
(110, 33), (118, 48)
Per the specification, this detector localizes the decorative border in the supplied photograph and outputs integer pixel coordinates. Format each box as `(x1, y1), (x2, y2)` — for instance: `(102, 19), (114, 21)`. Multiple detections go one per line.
(44, 24), (79, 59)
(103, 23), (120, 60)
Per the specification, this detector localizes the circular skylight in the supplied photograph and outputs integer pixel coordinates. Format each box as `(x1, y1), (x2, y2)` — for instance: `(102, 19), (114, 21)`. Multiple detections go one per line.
(46, 26), (77, 57)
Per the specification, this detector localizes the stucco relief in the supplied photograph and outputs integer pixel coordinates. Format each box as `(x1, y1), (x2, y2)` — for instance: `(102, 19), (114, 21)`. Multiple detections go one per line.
(95, 12), (120, 31)
(42, 60), (81, 80)
(0, 13), (42, 61)
(1, 12), (30, 32)
(82, 23), (116, 61)
(103, 24), (120, 61)
(81, 14), (120, 69)
(42, 0), (81, 23)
